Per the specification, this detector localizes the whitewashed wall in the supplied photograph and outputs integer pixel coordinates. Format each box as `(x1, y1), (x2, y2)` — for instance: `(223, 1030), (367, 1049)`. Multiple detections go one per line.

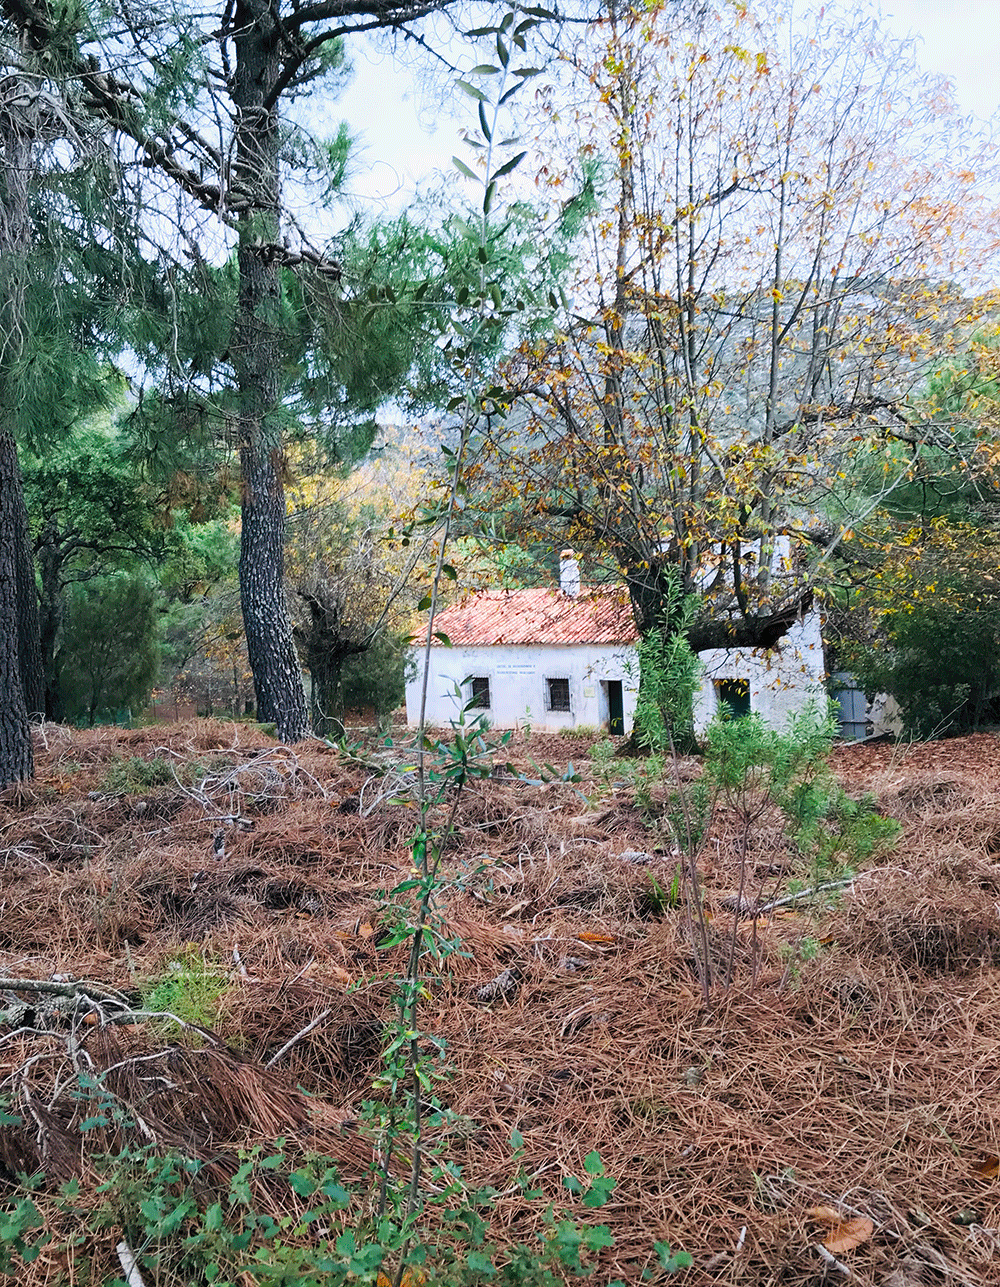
(692, 608), (827, 735)
(405, 642), (640, 733)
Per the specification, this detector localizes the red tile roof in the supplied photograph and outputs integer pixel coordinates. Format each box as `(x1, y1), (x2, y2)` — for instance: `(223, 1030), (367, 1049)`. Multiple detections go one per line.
(428, 587), (639, 647)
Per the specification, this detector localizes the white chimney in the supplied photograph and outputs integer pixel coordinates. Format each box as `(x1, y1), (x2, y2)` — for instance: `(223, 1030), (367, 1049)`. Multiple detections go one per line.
(559, 549), (580, 597)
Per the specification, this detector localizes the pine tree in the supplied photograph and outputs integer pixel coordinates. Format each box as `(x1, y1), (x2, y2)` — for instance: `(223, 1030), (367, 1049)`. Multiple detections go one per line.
(1, 0), (498, 742)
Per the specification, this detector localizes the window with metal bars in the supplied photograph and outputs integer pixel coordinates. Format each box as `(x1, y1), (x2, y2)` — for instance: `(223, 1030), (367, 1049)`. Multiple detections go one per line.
(545, 677), (571, 712)
(468, 676), (491, 709)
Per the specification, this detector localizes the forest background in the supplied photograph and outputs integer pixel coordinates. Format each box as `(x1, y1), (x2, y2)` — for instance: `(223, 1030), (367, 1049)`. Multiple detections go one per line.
(2, 0), (1000, 786)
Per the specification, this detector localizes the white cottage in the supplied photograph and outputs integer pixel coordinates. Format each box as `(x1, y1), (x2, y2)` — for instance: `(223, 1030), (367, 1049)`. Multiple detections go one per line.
(692, 608), (827, 734)
(690, 536), (828, 733)
(406, 551), (828, 737)
(405, 555), (640, 734)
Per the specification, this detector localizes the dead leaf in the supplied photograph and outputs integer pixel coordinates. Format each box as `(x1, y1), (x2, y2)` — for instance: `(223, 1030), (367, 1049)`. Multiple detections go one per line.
(973, 1153), (999, 1178)
(358, 922), (375, 939)
(806, 1205), (844, 1225)
(577, 931), (616, 944)
(807, 1207), (874, 1254)
(823, 1217), (874, 1254)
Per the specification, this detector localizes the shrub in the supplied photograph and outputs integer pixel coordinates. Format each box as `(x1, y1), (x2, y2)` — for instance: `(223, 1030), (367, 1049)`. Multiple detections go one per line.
(101, 755), (176, 794)
(850, 596), (1000, 738)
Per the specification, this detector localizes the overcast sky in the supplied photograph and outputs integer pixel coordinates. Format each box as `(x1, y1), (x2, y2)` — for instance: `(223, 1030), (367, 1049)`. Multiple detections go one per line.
(330, 1), (1000, 211)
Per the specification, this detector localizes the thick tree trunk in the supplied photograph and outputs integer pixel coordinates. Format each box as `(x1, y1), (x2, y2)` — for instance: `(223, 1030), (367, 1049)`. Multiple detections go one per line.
(0, 429), (34, 785)
(232, 0), (308, 742)
(296, 590), (369, 738)
(0, 91), (42, 782)
(686, 589), (813, 653)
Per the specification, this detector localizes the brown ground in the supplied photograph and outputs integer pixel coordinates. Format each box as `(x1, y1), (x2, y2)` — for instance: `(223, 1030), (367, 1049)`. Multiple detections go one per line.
(2, 720), (1000, 1286)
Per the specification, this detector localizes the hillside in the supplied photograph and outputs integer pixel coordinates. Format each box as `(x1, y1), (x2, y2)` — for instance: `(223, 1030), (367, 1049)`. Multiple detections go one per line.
(1, 721), (999, 1286)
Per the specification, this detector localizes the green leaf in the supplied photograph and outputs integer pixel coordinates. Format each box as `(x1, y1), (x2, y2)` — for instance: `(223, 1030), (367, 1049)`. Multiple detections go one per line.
(653, 1241), (692, 1270)
(433, 631), (453, 647)
(456, 79), (488, 102)
(582, 1179), (615, 1208)
(452, 155), (478, 180)
(467, 1250), (498, 1275)
(418, 595), (432, 611)
(483, 181), (497, 215)
(470, 63), (500, 74)
(442, 563), (458, 580)
(376, 928), (413, 950)
(204, 1202), (224, 1232)
(322, 1180), (350, 1206)
(289, 1171), (316, 1197)
(583, 1150), (604, 1176)
(478, 101), (492, 141)
(492, 150), (527, 179)
(497, 34), (510, 67)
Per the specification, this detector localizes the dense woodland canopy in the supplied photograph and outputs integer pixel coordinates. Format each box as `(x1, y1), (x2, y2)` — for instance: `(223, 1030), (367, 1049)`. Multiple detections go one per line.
(0, 0), (999, 785)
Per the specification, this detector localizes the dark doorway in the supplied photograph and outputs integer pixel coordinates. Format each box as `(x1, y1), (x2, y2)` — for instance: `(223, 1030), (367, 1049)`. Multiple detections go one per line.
(717, 678), (750, 718)
(607, 680), (624, 735)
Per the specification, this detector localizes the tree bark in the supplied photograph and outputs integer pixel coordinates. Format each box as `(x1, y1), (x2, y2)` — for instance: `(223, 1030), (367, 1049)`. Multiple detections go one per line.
(13, 476), (43, 720)
(0, 429), (34, 785)
(0, 85), (43, 783)
(232, 0), (309, 742)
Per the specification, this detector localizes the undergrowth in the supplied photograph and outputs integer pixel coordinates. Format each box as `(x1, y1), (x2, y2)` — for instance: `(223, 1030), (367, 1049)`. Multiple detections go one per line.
(101, 755), (179, 795)
(141, 949), (228, 1033)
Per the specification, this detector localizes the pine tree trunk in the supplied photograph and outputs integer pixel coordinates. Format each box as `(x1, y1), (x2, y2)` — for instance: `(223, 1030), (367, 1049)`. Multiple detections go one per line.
(0, 428), (34, 786)
(14, 472), (43, 720)
(231, 0), (308, 742)
(0, 90), (42, 781)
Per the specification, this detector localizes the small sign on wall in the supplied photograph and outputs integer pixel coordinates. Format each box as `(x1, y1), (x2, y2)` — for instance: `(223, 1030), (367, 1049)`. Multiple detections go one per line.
(583, 686), (596, 698)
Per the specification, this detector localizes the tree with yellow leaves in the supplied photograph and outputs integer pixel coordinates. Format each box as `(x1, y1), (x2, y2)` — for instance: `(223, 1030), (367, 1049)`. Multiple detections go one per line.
(473, 0), (1000, 659)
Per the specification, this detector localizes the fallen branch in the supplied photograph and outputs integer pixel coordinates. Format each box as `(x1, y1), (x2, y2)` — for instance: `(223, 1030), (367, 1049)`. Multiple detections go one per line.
(814, 1243), (853, 1278)
(265, 1008), (334, 1067)
(116, 1240), (148, 1287)
(756, 878), (856, 915)
(0, 977), (130, 1003)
